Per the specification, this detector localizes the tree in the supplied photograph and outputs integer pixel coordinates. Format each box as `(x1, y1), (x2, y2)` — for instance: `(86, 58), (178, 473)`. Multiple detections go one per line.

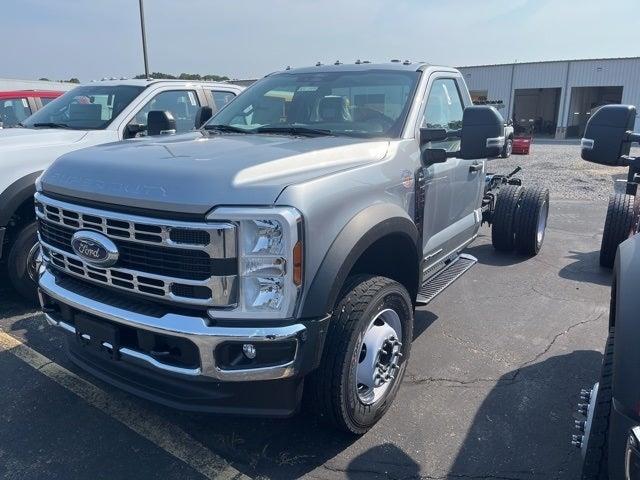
(134, 72), (176, 79)
(38, 77), (50, 81)
(68, 78), (80, 84)
(133, 72), (229, 81)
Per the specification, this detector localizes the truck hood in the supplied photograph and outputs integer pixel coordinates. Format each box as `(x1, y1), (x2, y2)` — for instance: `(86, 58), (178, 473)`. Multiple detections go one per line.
(0, 127), (89, 151)
(41, 131), (390, 215)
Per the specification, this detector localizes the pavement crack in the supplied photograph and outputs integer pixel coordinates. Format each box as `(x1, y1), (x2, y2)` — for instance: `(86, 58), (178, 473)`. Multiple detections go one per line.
(36, 360), (53, 371)
(320, 464), (536, 480)
(405, 310), (606, 388)
(511, 310), (606, 382)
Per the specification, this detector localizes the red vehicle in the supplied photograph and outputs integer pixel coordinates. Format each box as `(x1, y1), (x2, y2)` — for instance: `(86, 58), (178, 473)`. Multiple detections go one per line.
(0, 90), (64, 128)
(512, 135), (532, 155)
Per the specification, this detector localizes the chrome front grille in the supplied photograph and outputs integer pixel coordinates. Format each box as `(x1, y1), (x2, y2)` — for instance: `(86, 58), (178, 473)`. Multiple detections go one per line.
(35, 193), (238, 307)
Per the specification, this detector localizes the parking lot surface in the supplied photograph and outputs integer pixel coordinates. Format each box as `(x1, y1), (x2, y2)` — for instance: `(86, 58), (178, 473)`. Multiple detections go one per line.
(0, 145), (614, 479)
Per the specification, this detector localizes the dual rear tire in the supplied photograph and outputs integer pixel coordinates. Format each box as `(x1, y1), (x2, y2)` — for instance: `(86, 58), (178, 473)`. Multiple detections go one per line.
(599, 194), (635, 268)
(491, 185), (550, 256)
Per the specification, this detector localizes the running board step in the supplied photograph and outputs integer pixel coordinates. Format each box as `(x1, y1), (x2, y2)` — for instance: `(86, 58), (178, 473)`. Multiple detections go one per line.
(416, 253), (477, 305)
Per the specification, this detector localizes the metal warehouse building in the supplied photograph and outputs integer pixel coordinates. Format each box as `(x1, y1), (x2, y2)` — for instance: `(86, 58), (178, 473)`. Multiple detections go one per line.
(458, 57), (640, 139)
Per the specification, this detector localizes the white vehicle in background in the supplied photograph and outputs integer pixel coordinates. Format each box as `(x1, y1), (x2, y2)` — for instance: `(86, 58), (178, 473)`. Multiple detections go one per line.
(0, 79), (243, 302)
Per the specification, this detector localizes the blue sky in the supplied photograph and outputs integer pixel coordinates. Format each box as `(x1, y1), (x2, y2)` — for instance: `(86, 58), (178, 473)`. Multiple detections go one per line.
(2, 0), (637, 81)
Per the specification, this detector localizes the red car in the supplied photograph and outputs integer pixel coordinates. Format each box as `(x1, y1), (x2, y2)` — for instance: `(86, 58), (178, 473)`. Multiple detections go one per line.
(0, 90), (64, 128)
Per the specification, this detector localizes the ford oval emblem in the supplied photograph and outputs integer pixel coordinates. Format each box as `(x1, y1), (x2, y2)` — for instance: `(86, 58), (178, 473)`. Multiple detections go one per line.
(71, 231), (119, 268)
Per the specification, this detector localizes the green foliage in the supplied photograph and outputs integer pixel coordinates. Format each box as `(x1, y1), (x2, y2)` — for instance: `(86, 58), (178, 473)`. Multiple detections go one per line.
(133, 72), (229, 81)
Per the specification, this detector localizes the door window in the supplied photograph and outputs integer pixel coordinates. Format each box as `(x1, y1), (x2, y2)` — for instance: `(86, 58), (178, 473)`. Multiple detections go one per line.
(211, 90), (236, 112)
(421, 78), (465, 151)
(0, 98), (32, 127)
(130, 90), (201, 134)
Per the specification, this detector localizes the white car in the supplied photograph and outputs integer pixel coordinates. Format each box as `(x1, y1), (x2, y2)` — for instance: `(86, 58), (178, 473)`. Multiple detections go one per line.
(0, 79), (243, 301)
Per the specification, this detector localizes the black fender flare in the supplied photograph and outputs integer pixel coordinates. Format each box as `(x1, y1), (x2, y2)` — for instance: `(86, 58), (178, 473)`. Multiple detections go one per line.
(611, 234), (640, 418)
(299, 203), (420, 319)
(0, 171), (42, 227)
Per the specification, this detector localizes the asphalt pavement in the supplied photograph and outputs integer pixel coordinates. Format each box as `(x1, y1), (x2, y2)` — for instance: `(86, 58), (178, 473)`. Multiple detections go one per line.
(0, 199), (611, 479)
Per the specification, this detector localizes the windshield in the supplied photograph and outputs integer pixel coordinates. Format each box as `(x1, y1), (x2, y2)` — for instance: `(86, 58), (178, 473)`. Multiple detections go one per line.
(22, 85), (144, 130)
(206, 70), (420, 138)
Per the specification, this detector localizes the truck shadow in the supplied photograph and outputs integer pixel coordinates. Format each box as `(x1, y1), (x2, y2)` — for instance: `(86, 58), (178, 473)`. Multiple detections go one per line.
(463, 242), (530, 267)
(0, 270), (39, 319)
(447, 349), (603, 479)
(346, 443), (421, 479)
(558, 250), (612, 286)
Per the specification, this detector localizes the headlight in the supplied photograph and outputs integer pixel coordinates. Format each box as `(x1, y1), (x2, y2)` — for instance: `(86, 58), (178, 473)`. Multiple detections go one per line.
(206, 207), (303, 319)
(35, 174), (43, 192)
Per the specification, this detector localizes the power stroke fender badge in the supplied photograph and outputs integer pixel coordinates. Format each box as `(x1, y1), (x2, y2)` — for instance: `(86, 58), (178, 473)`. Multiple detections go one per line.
(71, 231), (119, 268)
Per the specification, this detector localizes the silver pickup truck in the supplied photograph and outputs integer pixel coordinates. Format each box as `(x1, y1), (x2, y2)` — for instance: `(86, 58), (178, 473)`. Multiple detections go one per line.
(36, 62), (549, 433)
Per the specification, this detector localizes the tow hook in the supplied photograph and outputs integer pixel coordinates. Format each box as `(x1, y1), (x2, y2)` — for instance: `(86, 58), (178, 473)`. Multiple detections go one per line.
(572, 383), (598, 457)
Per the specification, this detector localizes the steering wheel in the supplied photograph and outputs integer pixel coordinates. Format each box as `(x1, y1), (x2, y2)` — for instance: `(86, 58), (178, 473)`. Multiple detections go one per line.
(353, 107), (395, 130)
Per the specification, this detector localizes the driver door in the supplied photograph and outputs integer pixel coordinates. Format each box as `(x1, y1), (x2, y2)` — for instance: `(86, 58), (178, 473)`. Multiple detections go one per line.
(420, 76), (484, 269)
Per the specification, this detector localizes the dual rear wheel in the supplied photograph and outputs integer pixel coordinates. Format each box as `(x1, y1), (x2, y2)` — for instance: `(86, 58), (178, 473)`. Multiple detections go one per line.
(599, 193), (635, 268)
(492, 185), (550, 256)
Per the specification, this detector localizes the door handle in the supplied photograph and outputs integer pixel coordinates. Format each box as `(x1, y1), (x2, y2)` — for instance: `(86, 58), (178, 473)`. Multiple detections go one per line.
(469, 163), (483, 172)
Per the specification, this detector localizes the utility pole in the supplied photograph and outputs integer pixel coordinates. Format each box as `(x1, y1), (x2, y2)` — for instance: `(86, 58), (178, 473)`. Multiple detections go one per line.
(138, 0), (150, 79)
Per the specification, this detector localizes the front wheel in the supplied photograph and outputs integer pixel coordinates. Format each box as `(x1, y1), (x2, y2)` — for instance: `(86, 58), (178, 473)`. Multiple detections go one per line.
(306, 275), (413, 434)
(7, 221), (40, 304)
(501, 137), (513, 158)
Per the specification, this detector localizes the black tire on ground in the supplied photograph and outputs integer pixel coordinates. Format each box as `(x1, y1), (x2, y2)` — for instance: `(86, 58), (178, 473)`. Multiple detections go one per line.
(7, 221), (40, 304)
(581, 326), (615, 480)
(492, 184), (524, 252)
(600, 194), (634, 268)
(515, 186), (550, 256)
(305, 275), (413, 434)
(501, 137), (513, 158)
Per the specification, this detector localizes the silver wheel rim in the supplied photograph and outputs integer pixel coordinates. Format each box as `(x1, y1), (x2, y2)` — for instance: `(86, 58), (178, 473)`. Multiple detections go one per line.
(355, 308), (403, 405)
(27, 242), (42, 282)
(536, 200), (549, 245)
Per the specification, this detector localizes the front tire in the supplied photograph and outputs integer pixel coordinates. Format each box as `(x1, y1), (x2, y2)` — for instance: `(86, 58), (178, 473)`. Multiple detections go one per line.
(306, 275), (413, 434)
(501, 137), (513, 158)
(600, 194), (634, 268)
(7, 221), (40, 304)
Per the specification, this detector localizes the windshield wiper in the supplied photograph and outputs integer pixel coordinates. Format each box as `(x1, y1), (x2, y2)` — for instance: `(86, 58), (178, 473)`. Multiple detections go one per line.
(203, 124), (251, 134)
(32, 122), (72, 129)
(254, 126), (334, 137)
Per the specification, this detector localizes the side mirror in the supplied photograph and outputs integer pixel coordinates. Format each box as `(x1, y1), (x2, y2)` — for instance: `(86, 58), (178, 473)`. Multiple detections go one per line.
(194, 106), (213, 129)
(460, 106), (504, 159)
(419, 128), (448, 145)
(125, 123), (145, 138)
(147, 110), (176, 136)
(581, 104), (636, 166)
(421, 148), (447, 165)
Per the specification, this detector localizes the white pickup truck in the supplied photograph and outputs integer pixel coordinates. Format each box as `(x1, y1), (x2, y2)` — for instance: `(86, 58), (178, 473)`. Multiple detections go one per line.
(0, 79), (243, 301)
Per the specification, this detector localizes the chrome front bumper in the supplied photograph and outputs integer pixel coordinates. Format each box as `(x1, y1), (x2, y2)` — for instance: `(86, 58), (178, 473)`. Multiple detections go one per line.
(39, 269), (307, 382)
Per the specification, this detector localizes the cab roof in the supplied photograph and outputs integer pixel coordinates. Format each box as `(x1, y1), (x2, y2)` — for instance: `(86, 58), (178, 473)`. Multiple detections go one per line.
(79, 79), (239, 88)
(270, 62), (455, 75)
(0, 90), (65, 99)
